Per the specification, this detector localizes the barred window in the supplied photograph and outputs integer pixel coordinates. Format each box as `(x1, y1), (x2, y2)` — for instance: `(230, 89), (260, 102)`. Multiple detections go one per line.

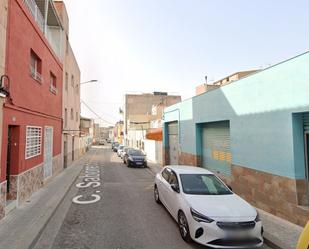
(25, 126), (42, 159)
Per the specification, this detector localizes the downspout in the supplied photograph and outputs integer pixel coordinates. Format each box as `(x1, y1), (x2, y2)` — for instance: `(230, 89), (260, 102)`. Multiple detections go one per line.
(44, 0), (49, 35)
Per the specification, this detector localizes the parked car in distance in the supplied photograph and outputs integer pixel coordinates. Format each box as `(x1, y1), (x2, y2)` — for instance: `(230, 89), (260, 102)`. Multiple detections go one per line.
(154, 166), (263, 248)
(112, 142), (119, 151)
(99, 139), (105, 145)
(117, 145), (125, 156)
(121, 147), (133, 161)
(107, 138), (111, 143)
(125, 149), (147, 168)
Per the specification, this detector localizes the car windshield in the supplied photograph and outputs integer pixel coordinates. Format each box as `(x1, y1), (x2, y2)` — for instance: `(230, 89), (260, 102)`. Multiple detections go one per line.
(119, 146), (124, 149)
(128, 149), (145, 156)
(180, 174), (232, 195)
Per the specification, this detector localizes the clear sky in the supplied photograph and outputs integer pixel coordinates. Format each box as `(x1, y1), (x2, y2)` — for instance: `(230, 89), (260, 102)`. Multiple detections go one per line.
(63, 0), (309, 126)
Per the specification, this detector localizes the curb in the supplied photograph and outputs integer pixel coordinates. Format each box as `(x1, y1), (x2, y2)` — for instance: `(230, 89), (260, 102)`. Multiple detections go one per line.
(263, 231), (286, 249)
(27, 153), (90, 249)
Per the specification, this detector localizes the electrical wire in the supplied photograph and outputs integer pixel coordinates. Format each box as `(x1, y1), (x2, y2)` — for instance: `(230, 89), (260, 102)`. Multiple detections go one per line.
(81, 100), (116, 126)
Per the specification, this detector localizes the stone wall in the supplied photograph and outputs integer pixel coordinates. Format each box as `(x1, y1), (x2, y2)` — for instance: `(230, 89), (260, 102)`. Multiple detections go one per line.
(17, 164), (43, 205)
(0, 181), (6, 219)
(230, 165), (309, 226)
(179, 152), (201, 167)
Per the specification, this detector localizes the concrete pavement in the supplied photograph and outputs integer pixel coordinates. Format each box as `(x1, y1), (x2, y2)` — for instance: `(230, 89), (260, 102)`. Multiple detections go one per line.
(0, 146), (299, 249)
(0, 150), (94, 249)
(34, 146), (272, 249)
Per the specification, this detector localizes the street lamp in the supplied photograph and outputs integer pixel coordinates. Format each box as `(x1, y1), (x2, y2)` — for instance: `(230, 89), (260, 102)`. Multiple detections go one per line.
(80, 80), (98, 85)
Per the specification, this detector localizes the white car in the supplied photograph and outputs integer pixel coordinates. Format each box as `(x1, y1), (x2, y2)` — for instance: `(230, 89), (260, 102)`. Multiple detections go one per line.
(117, 145), (124, 157)
(154, 166), (263, 248)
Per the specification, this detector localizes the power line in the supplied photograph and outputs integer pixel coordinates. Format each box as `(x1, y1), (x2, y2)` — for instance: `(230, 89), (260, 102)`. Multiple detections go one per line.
(81, 100), (116, 126)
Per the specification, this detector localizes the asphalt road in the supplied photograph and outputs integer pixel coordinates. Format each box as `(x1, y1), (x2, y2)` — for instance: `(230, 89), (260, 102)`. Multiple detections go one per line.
(33, 146), (272, 249)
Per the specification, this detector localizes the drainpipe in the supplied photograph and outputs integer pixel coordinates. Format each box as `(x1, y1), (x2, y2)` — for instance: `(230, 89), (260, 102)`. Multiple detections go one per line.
(44, 0), (49, 35)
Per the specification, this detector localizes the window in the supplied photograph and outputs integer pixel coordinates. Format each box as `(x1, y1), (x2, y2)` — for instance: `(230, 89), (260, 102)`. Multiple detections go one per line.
(49, 72), (57, 94)
(65, 72), (68, 91)
(71, 108), (74, 120)
(25, 126), (42, 159)
(169, 171), (178, 185)
(76, 112), (78, 122)
(66, 35), (69, 54)
(75, 84), (79, 94)
(64, 108), (67, 128)
(30, 50), (42, 82)
(71, 75), (74, 87)
(162, 168), (170, 182)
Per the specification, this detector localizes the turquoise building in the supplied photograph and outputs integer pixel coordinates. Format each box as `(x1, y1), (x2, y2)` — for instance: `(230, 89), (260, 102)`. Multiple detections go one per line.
(163, 51), (309, 226)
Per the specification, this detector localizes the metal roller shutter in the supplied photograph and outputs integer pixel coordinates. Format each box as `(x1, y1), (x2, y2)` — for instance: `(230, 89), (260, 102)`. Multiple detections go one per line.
(202, 121), (231, 176)
(168, 122), (179, 165)
(303, 113), (309, 132)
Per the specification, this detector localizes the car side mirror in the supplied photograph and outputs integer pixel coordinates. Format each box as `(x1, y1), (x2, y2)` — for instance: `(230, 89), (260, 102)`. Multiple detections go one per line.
(171, 184), (180, 193)
(227, 185), (233, 191)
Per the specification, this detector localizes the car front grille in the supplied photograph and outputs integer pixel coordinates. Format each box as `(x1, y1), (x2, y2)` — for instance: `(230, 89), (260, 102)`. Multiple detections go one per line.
(217, 221), (256, 230)
(208, 238), (262, 247)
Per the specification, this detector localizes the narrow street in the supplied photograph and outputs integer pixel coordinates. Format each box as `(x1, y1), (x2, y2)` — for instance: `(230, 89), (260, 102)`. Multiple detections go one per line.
(33, 147), (272, 249)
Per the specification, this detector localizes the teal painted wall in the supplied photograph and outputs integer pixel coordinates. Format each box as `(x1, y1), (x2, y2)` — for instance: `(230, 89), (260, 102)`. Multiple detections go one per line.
(163, 52), (309, 179)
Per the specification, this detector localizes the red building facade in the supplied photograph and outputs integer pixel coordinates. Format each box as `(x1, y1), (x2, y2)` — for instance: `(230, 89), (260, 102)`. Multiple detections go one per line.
(0, 0), (63, 218)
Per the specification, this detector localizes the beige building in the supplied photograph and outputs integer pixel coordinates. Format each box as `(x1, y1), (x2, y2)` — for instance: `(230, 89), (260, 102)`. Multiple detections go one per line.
(195, 70), (260, 95)
(93, 123), (100, 144)
(54, 1), (81, 168)
(80, 117), (93, 153)
(123, 92), (181, 163)
(124, 92), (181, 135)
(0, 0), (8, 219)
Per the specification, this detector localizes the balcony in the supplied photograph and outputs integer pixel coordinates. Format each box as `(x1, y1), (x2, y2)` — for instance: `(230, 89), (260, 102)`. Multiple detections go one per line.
(23, 0), (63, 60)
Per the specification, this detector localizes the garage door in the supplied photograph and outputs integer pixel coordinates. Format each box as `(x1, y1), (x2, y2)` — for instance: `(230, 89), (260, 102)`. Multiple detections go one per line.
(304, 113), (309, 132)
(202, 121), (231, 176)
(168, 122), (179, 165)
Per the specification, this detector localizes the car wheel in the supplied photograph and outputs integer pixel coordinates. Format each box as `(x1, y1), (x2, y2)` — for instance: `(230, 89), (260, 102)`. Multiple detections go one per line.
(154, 185), (161, 204)
(178, 211), (192, 243)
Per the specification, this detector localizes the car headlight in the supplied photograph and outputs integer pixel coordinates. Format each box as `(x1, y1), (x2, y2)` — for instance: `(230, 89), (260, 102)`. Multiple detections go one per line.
(255, 211), (261, 222)
(128, 156), (133, 161)
(190, 208), (214, 223)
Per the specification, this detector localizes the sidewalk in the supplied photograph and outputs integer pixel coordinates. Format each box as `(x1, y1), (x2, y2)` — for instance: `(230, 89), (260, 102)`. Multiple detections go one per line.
(147, 162), (304, 249)
(0, 151), (92, 249)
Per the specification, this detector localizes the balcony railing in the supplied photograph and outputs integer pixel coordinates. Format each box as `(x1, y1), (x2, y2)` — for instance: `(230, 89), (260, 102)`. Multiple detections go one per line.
(23, 0), (62, 60)
(24, 0), (44, 32)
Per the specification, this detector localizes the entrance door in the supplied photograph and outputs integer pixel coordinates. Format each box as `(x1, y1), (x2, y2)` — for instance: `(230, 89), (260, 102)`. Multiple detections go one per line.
(6, 126), (19, 201)
(72, 136), (75, 161)
(168, 122), (179, 165)
(63, 139), (68, 169)
(44, 127), (53, 179)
